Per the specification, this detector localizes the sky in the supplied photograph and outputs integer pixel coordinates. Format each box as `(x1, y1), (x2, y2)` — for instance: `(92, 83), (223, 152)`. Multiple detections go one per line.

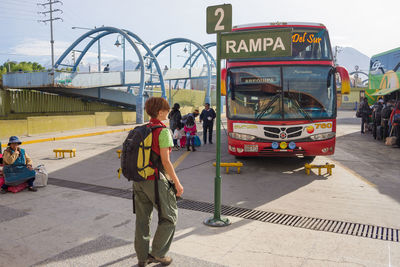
(1, 0), (399, 68)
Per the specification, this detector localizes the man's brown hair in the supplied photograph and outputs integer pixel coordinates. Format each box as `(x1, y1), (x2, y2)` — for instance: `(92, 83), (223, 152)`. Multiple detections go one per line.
(145, 97), (170, 118)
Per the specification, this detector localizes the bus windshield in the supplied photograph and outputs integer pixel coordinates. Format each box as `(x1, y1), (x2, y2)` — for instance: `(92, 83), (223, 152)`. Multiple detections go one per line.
(227, 66), (336, 120)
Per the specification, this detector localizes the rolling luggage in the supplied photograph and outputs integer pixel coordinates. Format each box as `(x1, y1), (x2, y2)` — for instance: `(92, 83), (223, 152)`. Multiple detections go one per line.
(376, 126), (383, 141)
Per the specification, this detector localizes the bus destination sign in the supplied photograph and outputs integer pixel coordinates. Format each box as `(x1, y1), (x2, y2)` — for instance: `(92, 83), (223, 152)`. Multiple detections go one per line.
(221, 28), (292, 59)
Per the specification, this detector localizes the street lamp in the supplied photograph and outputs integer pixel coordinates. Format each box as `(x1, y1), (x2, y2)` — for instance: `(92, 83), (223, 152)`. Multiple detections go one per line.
(114, 34), (126, 85)
(334, 46), (343, 66)
(72, 26), (102, 72)
(183, 44), (192, 83)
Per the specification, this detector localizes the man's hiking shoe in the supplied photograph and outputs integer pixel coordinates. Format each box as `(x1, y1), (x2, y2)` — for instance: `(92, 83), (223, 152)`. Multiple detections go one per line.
(28, 186), (37, 192)
(0, 188), (7, 194)
(148, 254), (173, 266)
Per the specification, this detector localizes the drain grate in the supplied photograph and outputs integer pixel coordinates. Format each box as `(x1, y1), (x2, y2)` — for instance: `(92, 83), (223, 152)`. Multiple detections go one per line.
(48, 178), (400, 243)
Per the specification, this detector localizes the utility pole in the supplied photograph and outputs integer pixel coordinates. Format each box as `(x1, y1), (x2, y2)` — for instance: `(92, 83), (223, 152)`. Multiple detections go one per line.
(72, 50), (76, 66)
(38, 0), (63, 73)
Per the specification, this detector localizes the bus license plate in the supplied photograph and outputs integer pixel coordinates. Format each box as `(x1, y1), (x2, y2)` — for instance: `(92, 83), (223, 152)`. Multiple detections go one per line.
(244, 145), (258, 152)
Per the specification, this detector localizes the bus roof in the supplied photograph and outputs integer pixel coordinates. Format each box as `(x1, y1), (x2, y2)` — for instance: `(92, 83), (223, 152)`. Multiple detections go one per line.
(233, 22), (326, 29)
(371, 47), (400, 59)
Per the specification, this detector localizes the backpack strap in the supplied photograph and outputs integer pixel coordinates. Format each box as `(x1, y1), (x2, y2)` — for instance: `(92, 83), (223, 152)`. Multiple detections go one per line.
(154, 169), (161, 221)
(149, 124), (165, 220)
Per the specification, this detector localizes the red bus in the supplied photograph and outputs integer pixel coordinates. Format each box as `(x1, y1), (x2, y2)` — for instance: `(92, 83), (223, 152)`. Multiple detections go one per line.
(223, 22), (350, 158)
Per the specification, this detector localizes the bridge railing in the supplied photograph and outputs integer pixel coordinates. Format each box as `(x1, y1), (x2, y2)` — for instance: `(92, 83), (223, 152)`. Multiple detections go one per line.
(3, 67), (216, 90)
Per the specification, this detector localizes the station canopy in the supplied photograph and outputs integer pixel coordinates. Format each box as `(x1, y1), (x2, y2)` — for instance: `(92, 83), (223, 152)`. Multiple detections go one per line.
(372, 87), (400, 96)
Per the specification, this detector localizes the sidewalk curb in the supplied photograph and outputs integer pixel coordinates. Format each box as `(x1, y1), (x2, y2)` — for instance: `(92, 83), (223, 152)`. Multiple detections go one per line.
(1, 127), (134, 148)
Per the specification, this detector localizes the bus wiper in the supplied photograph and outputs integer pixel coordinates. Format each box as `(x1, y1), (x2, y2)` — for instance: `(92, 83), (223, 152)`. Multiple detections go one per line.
(286, 83), (313, 122)
(255, 94), (280, 121)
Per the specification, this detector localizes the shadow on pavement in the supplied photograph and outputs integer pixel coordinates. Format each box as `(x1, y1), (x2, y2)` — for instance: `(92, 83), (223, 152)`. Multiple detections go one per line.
(330, 130), (400, 203)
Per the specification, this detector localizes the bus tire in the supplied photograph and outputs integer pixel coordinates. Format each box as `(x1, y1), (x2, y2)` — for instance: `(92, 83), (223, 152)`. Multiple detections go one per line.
(303, 156), (316, 163)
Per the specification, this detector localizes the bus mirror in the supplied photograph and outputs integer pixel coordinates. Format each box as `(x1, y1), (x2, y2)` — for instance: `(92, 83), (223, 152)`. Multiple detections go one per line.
(221, 68), (227, 96)
(336, 66), (350, 95)
(327, 68), (334, 88)
(226, 70), (236, 100)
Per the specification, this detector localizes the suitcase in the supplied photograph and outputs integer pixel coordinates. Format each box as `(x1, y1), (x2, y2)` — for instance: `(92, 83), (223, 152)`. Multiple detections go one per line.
(376, 126), (383, 140)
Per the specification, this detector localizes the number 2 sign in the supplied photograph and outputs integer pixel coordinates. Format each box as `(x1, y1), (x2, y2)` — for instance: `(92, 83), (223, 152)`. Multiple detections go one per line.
(206, 4), (232, 34)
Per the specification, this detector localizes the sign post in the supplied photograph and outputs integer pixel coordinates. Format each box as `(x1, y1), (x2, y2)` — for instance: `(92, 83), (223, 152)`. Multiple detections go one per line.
(204, 4), (232, 227)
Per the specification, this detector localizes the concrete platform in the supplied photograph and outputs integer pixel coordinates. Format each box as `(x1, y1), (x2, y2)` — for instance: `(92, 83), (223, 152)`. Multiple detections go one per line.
(1, 111), (400, 266)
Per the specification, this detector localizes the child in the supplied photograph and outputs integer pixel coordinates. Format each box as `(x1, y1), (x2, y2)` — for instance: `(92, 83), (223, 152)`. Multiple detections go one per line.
(172, 127), (183, 150)
(184, 116), (197, 151)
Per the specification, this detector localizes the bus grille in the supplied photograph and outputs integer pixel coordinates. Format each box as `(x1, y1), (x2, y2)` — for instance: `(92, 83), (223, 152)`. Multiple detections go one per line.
(263, 126), (304, 140)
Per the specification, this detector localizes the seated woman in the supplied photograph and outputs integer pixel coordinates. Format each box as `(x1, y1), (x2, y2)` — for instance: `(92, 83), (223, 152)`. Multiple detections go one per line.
(1, 136), (37, 194)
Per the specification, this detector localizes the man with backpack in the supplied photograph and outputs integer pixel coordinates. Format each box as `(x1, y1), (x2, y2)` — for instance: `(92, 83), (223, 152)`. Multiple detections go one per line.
(122, 97), (183, 267)
(372, 98), (384, 139)
(358, 97), (371, 134)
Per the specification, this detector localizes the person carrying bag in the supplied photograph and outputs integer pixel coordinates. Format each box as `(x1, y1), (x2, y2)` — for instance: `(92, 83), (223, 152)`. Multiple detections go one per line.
(122, 97), (183, 267)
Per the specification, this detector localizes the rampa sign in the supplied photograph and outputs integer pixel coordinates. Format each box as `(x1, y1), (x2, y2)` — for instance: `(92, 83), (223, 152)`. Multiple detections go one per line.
(221, 28), (292, 59)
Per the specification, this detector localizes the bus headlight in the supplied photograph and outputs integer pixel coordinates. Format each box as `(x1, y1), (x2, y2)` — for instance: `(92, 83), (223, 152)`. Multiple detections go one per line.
(309, 132), (336, 141)
(229, 132), (256, 141)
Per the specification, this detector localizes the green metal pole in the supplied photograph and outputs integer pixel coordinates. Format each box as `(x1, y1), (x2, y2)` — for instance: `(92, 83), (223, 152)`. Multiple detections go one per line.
(204, 32), (230, 227)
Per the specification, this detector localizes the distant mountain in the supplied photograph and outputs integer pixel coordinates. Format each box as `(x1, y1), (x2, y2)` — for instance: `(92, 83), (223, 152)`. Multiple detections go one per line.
(336, 47), (370, 74)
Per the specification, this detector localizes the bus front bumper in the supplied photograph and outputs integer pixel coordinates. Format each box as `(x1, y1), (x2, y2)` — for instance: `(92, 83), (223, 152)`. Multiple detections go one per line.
(228, 137), (336, 157)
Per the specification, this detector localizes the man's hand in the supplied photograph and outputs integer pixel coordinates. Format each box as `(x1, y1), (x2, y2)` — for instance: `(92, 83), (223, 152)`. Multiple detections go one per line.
(175, 182), (184, 197)
(27, 165), (33, 171)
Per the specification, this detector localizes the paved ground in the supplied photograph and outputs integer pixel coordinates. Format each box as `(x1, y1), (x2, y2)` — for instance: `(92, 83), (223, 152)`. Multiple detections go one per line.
(1, 111), (400, 267)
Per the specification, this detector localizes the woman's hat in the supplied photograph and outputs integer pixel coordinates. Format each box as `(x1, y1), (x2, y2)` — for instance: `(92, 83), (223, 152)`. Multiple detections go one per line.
(8, 136), (22, 146)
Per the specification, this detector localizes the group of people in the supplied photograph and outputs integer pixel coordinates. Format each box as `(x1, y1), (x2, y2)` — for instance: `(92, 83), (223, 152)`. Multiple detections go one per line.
(358, 96), (400, 146)
(168, 102), (216, 152)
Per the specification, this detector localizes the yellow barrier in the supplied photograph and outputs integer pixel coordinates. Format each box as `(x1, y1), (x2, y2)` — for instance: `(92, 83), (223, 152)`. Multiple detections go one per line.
(304, 163), (335, 175)
(54, 148), (76, 158)
(117, 149), (122, 159)
(213, 162), (243, 174)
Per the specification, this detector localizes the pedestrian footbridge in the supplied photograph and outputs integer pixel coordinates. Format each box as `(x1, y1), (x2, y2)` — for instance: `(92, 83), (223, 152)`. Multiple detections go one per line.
(2, 27), (216, 123)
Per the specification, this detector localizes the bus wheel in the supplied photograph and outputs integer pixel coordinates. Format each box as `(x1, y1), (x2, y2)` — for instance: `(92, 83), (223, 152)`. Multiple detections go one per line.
(303, 156), (316, 163)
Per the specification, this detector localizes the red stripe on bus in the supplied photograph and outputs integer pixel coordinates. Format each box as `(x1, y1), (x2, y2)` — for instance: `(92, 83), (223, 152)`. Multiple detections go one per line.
(233, 25), (326, 31)
(227, 61), (334, 67)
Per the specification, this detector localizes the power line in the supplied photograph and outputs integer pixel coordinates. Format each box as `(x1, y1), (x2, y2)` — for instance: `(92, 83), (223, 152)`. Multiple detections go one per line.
(38, 0), (63, 72)
(2, 0), (37, 5)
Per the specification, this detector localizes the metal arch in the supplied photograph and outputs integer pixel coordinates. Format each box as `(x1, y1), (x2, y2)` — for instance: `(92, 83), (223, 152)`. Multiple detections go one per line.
(183, 42), (216, 68)
(54, 26), (151, 123)
(67, 29), (166, 98)
(349, 71), (369, 77)
(144, 38), (213, 104)
(72, 31), (111, 72)
(122, 29), (166, 99)
(180, 42), (216, 89)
